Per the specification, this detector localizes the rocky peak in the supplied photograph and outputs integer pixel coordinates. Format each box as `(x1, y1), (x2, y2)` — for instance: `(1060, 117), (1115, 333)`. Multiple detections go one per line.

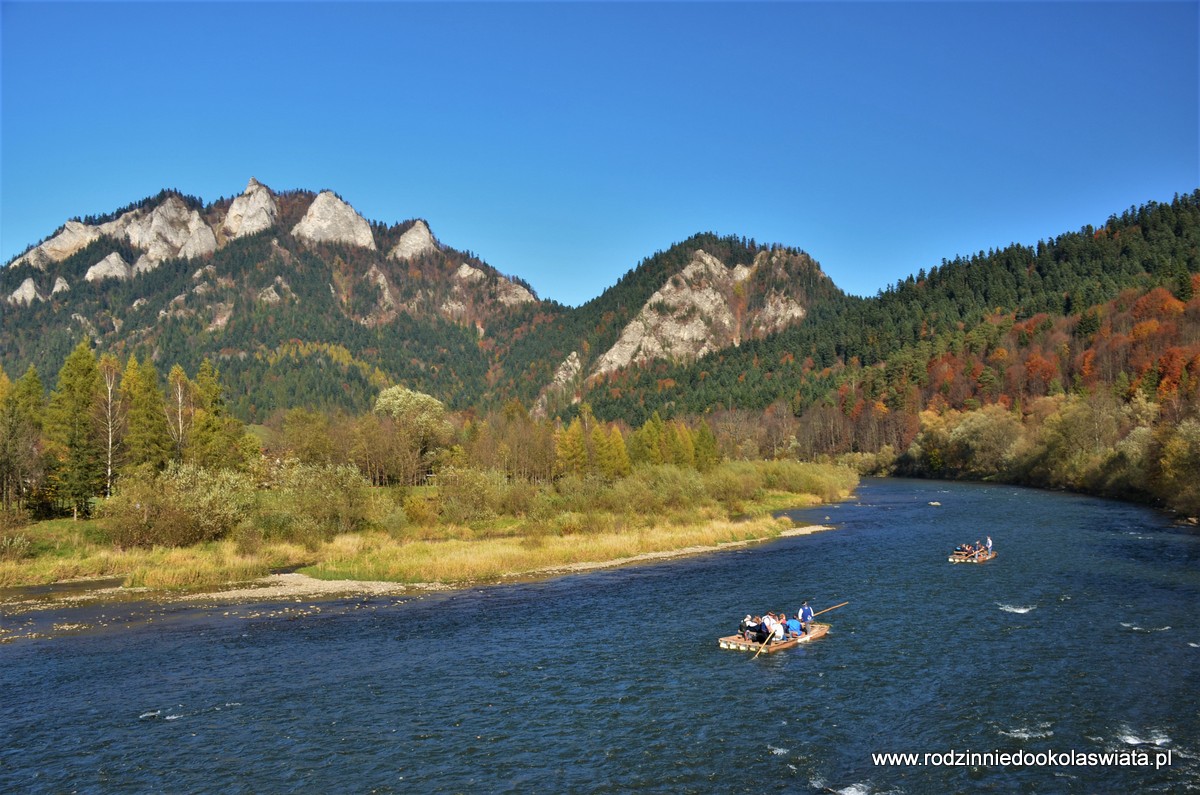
(590, 250), (740, 378)
(291, 191), (376, 250)
(100, 195), (218, 272)
(8, 277), (43, 305)
(587, 247), (813, 381)
(10, 220), (103, 270)
(388, 220), (438, 261)
(223, 178), (278, 239)
(451, 262), (536, 308)
(85, 252), (132, 283)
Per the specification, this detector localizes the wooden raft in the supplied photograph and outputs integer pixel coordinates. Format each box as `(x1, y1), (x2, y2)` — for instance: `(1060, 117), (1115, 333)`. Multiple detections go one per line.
(948, 550), (997, 564)
(717, 622), (830, 653)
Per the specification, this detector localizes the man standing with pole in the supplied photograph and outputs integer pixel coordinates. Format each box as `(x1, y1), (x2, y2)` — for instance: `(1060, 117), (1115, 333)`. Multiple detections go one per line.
(799, 601), (815, 635)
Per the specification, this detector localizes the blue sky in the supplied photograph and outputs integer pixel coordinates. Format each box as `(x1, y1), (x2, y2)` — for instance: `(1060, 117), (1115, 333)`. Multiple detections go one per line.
(2, 2), (1196, 306)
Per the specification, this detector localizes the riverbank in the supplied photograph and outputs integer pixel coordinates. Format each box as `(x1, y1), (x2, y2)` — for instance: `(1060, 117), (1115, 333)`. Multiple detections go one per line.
(0, 523), (834, 639)
(185, 522), (834, 602)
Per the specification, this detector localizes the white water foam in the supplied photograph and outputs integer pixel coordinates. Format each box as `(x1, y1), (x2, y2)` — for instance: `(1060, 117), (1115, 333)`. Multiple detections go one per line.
(997, 603), (1036, 614)
(138, 710), (161, 720)
(1189, 642), (1199, 648)
(1120, 623), (1172, 632)
(1119, 727), (1171, 746)
(1000, 722), (1054, 740)
(768, 745), (789, 756)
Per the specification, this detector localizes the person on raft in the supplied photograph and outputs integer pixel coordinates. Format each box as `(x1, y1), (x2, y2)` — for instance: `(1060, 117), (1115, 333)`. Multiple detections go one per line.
(739, 614), (756, 640)
(800, 601), (815, 633)
(785, 612), (803, 638)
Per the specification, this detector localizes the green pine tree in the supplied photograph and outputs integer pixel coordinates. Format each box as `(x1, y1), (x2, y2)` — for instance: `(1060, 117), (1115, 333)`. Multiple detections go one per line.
(46, 341), (103, 518)
(121, 356), (172, 474)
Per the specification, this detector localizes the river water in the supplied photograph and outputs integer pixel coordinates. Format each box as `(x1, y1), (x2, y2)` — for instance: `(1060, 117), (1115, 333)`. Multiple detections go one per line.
(1, 478), (1197, 793)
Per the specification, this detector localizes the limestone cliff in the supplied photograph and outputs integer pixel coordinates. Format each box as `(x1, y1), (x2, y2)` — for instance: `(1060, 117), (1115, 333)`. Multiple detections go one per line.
(10, 221), (102, 270)
(387, 220), (438, 261)
(8, 277), (43, 305)
(587, 247), (811, 381)
(101, 196), (218, 272)
(84, 252), (132, 283)
(223, 178), (278, 239)
(291, 191), (376, 250)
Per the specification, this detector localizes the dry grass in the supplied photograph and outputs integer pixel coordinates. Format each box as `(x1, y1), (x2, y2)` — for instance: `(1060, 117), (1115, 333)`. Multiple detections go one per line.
(304, 515), (792, 584)
(1, 460), (857, 593)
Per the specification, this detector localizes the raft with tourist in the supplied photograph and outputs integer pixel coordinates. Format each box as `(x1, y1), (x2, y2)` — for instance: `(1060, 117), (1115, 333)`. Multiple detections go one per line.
(949, 536), (996, 563)
(717, 601), (847, 654)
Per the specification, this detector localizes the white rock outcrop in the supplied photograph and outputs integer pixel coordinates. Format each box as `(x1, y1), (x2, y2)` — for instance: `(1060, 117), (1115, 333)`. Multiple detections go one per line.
(451, 263), (536, 308)
(9, 277), (43, 305)
(496, 278), (536, 306)
(84, 252), (132, 283)
(258, 276), (296, 305)
(97, 196), (217, 272)
(590, 250), (738, 378)
(388, 220), (437, 261)
(11, 221), (103, 270)
(533, 351), (583, 417)
(291, 191), (376, 250)
(223, 178), (278, 239)
(454, 263), (487, 283)
(52, 276), (70, 295)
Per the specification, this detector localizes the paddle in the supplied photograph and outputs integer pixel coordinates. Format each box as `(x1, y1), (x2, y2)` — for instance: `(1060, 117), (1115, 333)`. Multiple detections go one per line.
(751, 630), (774, 660)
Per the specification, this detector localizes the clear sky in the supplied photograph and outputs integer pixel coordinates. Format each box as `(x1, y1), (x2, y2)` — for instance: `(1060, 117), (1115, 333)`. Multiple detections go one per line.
(2, 2), (1197, 306)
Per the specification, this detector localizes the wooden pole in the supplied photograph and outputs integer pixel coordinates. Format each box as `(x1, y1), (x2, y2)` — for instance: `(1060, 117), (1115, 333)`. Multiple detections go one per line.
(751, 621), (778, 660)
(812, 601), (848, 618)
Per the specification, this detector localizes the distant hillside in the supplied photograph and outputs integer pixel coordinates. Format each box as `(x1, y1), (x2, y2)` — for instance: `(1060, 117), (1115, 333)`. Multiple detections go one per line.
(586, 191), (1200, 427)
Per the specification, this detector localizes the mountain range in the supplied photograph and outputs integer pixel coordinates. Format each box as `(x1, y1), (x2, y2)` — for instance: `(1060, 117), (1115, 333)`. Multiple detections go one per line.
(4, 181), (1198, 434)
(1, 179), (836, 420)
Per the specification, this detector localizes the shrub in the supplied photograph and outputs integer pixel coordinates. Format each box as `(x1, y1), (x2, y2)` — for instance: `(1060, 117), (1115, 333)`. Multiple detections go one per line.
(760, 460), (857, 501)
(627, 464), (704, 510)
(553, 474), (607, 513)
(702, 462), (764, 508)
(0, 507), (30, 534)
(0, 533), (32, 560)
(437, 467), (502, 524)
(403, 494), (439, 526)
(101, 464), (257, 548)
(498, 477), (540, 517)
(278, 463), (371, 542)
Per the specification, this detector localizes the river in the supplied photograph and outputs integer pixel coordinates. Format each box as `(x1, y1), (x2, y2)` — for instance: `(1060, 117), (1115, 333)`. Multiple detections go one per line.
(1, 478), (1197, 793)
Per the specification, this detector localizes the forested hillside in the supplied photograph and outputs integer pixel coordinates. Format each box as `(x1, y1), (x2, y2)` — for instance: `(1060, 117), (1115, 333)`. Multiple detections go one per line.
(3, 186), (1199, 517)
(588, 192), (1200, 425)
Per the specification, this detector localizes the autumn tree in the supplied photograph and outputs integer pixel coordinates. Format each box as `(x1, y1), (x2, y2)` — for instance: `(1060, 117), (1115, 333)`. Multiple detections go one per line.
(556, 417), (588, 476)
